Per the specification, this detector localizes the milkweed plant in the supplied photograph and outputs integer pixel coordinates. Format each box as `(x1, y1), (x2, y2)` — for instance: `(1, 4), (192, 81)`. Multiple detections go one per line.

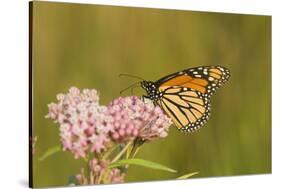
(39, 87), (198, 186)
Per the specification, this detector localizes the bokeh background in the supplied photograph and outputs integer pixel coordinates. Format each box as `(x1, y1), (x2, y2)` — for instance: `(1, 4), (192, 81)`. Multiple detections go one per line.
(31, 1), (271, 188)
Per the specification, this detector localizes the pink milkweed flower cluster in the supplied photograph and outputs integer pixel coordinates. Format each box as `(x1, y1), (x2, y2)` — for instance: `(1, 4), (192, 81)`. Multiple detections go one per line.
(46, 87), (172, 159)
(107, 96), (172, 141)
(46, 87), (113, 158)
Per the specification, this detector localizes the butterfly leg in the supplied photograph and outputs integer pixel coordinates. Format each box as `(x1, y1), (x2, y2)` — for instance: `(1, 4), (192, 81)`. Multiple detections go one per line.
(141, 95), (150, 103)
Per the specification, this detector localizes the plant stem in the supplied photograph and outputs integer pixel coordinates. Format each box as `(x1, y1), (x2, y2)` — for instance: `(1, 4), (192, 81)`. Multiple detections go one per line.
(129, 137), (145, 158)
(131, 146), (141, 158)
(102, 144), (119, 160)
(121, 138), (145, 174)
(89, 169), (94, 184)
(111, 140), (133, 163)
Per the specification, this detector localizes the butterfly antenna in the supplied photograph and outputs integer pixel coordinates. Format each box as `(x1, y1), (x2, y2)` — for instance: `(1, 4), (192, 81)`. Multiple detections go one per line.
(120, 82), (141, 95)
(119, 74), (145, 81)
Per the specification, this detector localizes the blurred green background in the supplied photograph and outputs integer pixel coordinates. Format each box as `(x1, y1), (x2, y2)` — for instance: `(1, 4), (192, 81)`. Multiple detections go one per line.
(31, 1), (271, 188)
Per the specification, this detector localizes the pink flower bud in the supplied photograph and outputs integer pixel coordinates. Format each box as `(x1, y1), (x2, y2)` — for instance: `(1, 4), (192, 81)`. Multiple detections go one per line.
(112, 132), (119, 140)
(119, 129), (125, 136)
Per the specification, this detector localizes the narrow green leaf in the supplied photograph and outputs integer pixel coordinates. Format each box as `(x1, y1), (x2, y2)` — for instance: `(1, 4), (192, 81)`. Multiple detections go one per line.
(109, 158), (177, 173)
(177, 172), (199, 179)
(38, 145), (61, 161)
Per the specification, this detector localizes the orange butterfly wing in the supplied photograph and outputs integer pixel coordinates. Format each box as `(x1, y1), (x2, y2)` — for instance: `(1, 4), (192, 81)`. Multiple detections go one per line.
(155, 66), (230, 132)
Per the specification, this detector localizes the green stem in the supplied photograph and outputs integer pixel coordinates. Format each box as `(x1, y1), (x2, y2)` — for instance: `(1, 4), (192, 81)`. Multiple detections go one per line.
(131, 146), (141, 158)
(103, 144), (119, 160)
(121, 138), (145, 174)
(100, 168), (110, 184)
(129, 138), (146, 158)
(111, 140), (133, 163)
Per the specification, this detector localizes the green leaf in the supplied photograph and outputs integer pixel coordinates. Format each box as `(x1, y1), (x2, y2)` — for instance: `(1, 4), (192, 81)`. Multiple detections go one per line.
(109, 158), (177, 173)
(177, 172), (199, 179)
(38, 145), (61, 161)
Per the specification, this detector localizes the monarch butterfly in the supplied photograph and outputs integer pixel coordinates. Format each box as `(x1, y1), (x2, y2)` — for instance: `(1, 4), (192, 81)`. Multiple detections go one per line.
(120, 65), (230, 132)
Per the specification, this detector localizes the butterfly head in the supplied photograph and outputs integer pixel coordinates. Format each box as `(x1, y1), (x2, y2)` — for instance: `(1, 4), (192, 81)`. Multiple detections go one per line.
(141, 81), (160, 100)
